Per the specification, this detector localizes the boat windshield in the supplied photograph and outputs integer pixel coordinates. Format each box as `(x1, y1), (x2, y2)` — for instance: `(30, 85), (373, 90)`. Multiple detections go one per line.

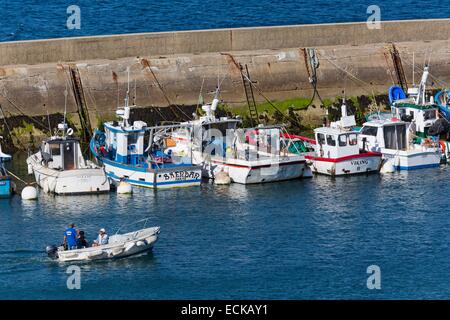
(360, 126), (378, 136)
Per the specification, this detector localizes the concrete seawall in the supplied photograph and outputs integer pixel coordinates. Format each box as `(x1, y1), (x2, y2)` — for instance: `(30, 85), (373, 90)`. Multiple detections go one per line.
(0, 19), (449, 131)
(1, 19), (450, 65)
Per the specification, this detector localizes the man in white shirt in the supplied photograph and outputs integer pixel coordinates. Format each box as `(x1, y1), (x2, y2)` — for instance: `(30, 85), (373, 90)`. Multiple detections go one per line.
(92, 228), (109, 247)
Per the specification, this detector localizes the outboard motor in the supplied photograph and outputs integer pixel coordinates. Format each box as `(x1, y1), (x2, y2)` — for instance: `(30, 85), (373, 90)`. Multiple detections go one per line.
(46, 245), (59, 259)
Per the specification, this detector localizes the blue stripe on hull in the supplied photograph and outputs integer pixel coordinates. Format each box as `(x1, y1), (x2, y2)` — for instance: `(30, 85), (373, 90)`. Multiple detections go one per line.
(395, 163), (440, 170)
(106, 172), (201, 188)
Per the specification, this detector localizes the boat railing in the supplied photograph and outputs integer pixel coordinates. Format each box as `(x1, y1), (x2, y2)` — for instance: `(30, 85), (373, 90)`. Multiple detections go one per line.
(114, 217), (152, 235)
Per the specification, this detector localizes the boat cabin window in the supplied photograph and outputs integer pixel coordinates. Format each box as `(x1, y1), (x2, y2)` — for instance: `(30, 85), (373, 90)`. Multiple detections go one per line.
(326, 135), (336, 146)
(383, 124), (407, 150)
(317, 133), (325, 145)
(338, 135), (347, 147)
(0, 166), (6, 177)
(128, 133), (139, 145)
(360, 126), (378, 136)
(348, 133), (358, 145)
(50, 144), (61, 156)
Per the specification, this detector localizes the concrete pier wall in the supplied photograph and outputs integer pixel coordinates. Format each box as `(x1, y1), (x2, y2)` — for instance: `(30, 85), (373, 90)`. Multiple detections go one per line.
(0, 19), (449, 126)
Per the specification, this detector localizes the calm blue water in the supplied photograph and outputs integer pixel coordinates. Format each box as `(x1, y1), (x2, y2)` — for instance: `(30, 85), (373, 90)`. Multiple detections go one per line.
(1, 1), (449, 300)
(0, 0), (447, 42)
(0, 163), (449, 299)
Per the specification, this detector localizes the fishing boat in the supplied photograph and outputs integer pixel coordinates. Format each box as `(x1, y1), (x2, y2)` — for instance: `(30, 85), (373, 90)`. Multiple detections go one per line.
(169, 89), (311, 184)
(26, 123), (110, 195)
(304, 101), (382, 176)
(0, 139), (14, 198)
(91, 95), (202, 189)
(46, 219), (160, 262)
(388, 66), (439, 137)
(358, 117), (441, 170)
(367, 66), (440, 138)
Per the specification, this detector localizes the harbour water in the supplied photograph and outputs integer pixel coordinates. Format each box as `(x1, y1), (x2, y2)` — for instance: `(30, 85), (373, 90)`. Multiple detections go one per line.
(1, 0), (449, 301)
(0, 156), (449, 299)
(0, 0), (446, 41)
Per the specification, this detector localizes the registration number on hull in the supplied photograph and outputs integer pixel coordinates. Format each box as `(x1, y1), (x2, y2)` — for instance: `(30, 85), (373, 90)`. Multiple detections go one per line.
(161, 171), (201, 181)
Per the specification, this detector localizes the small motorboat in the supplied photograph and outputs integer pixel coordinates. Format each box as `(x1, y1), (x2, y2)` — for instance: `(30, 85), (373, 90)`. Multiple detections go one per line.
(0, 139), (15, 198)
(46, 219), (160, 262)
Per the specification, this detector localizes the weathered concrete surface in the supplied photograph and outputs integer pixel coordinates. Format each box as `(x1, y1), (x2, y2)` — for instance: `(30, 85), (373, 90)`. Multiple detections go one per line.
(0, 19), (449, 65)
(0, 19), (449, 129)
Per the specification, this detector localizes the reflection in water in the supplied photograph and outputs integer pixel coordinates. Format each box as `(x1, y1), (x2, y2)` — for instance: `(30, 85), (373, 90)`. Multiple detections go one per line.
(0, 162), (450, 299)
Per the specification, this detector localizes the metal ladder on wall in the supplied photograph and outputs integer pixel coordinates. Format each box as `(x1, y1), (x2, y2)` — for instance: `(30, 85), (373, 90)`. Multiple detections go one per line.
(68, 65), (92, 144)
(389, 44), (408, 93)
(240, 64), (259, 127)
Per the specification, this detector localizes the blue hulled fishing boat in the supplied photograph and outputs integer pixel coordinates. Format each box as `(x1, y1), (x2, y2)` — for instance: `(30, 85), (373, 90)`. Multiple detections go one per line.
(90, 92), (202, 189)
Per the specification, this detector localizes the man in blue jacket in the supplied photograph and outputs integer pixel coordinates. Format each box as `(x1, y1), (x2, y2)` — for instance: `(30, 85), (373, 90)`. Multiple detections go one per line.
(64, 223), (78, 250)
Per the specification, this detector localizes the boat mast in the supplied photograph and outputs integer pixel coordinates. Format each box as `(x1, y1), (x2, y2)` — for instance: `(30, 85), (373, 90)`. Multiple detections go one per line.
(117, 67), (131, 128)
(415, 65), (429, 105)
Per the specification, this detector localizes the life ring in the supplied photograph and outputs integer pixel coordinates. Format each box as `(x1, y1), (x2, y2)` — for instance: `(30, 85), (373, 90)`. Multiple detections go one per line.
(67, 128), (74, 136)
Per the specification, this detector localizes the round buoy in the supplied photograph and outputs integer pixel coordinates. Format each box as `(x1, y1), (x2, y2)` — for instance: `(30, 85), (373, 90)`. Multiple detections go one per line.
(21, 186), (38, 200)
(214, 171), (231, 185)
(380, 159), (395, 173)
(117, 181), (132, 194)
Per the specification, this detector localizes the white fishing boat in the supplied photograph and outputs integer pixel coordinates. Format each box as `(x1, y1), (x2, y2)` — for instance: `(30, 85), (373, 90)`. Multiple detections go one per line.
(366, 66), (440, 138)
(305, 101), (382, 176)
(170, 89), (311, 184)
(358, 118), (441, 170)
(388, 66), (439, 138)
(91, 94), (202, 189)
(46, 219), (160, 262)
(26, 122), (110, 195)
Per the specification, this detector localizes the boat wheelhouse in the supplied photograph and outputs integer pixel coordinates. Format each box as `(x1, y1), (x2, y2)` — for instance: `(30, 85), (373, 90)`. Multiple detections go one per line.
(91, 101), (202, 189)
(0, 141), (13, 198)
(305, 102), (382, 176)
(388, 66), (439, 137)
(358, 118), (441, 170)
(26, 123), (110, 195)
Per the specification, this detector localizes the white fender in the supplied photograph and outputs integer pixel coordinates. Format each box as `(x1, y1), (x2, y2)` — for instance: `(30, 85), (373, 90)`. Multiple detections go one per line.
(136, 240), (146, 247)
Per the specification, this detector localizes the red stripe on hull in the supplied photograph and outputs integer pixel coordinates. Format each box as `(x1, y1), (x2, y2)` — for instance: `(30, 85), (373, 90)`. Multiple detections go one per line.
(305, 152), (381, 163)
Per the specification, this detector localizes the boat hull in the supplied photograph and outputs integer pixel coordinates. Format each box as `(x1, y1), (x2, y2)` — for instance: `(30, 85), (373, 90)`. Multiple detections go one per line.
(203, 157), (309, 184)
(305, 153), (382, 176)
(27, 155), (110, 195)
(382, 148), (441, 170)
(102, 159), (202, 189)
